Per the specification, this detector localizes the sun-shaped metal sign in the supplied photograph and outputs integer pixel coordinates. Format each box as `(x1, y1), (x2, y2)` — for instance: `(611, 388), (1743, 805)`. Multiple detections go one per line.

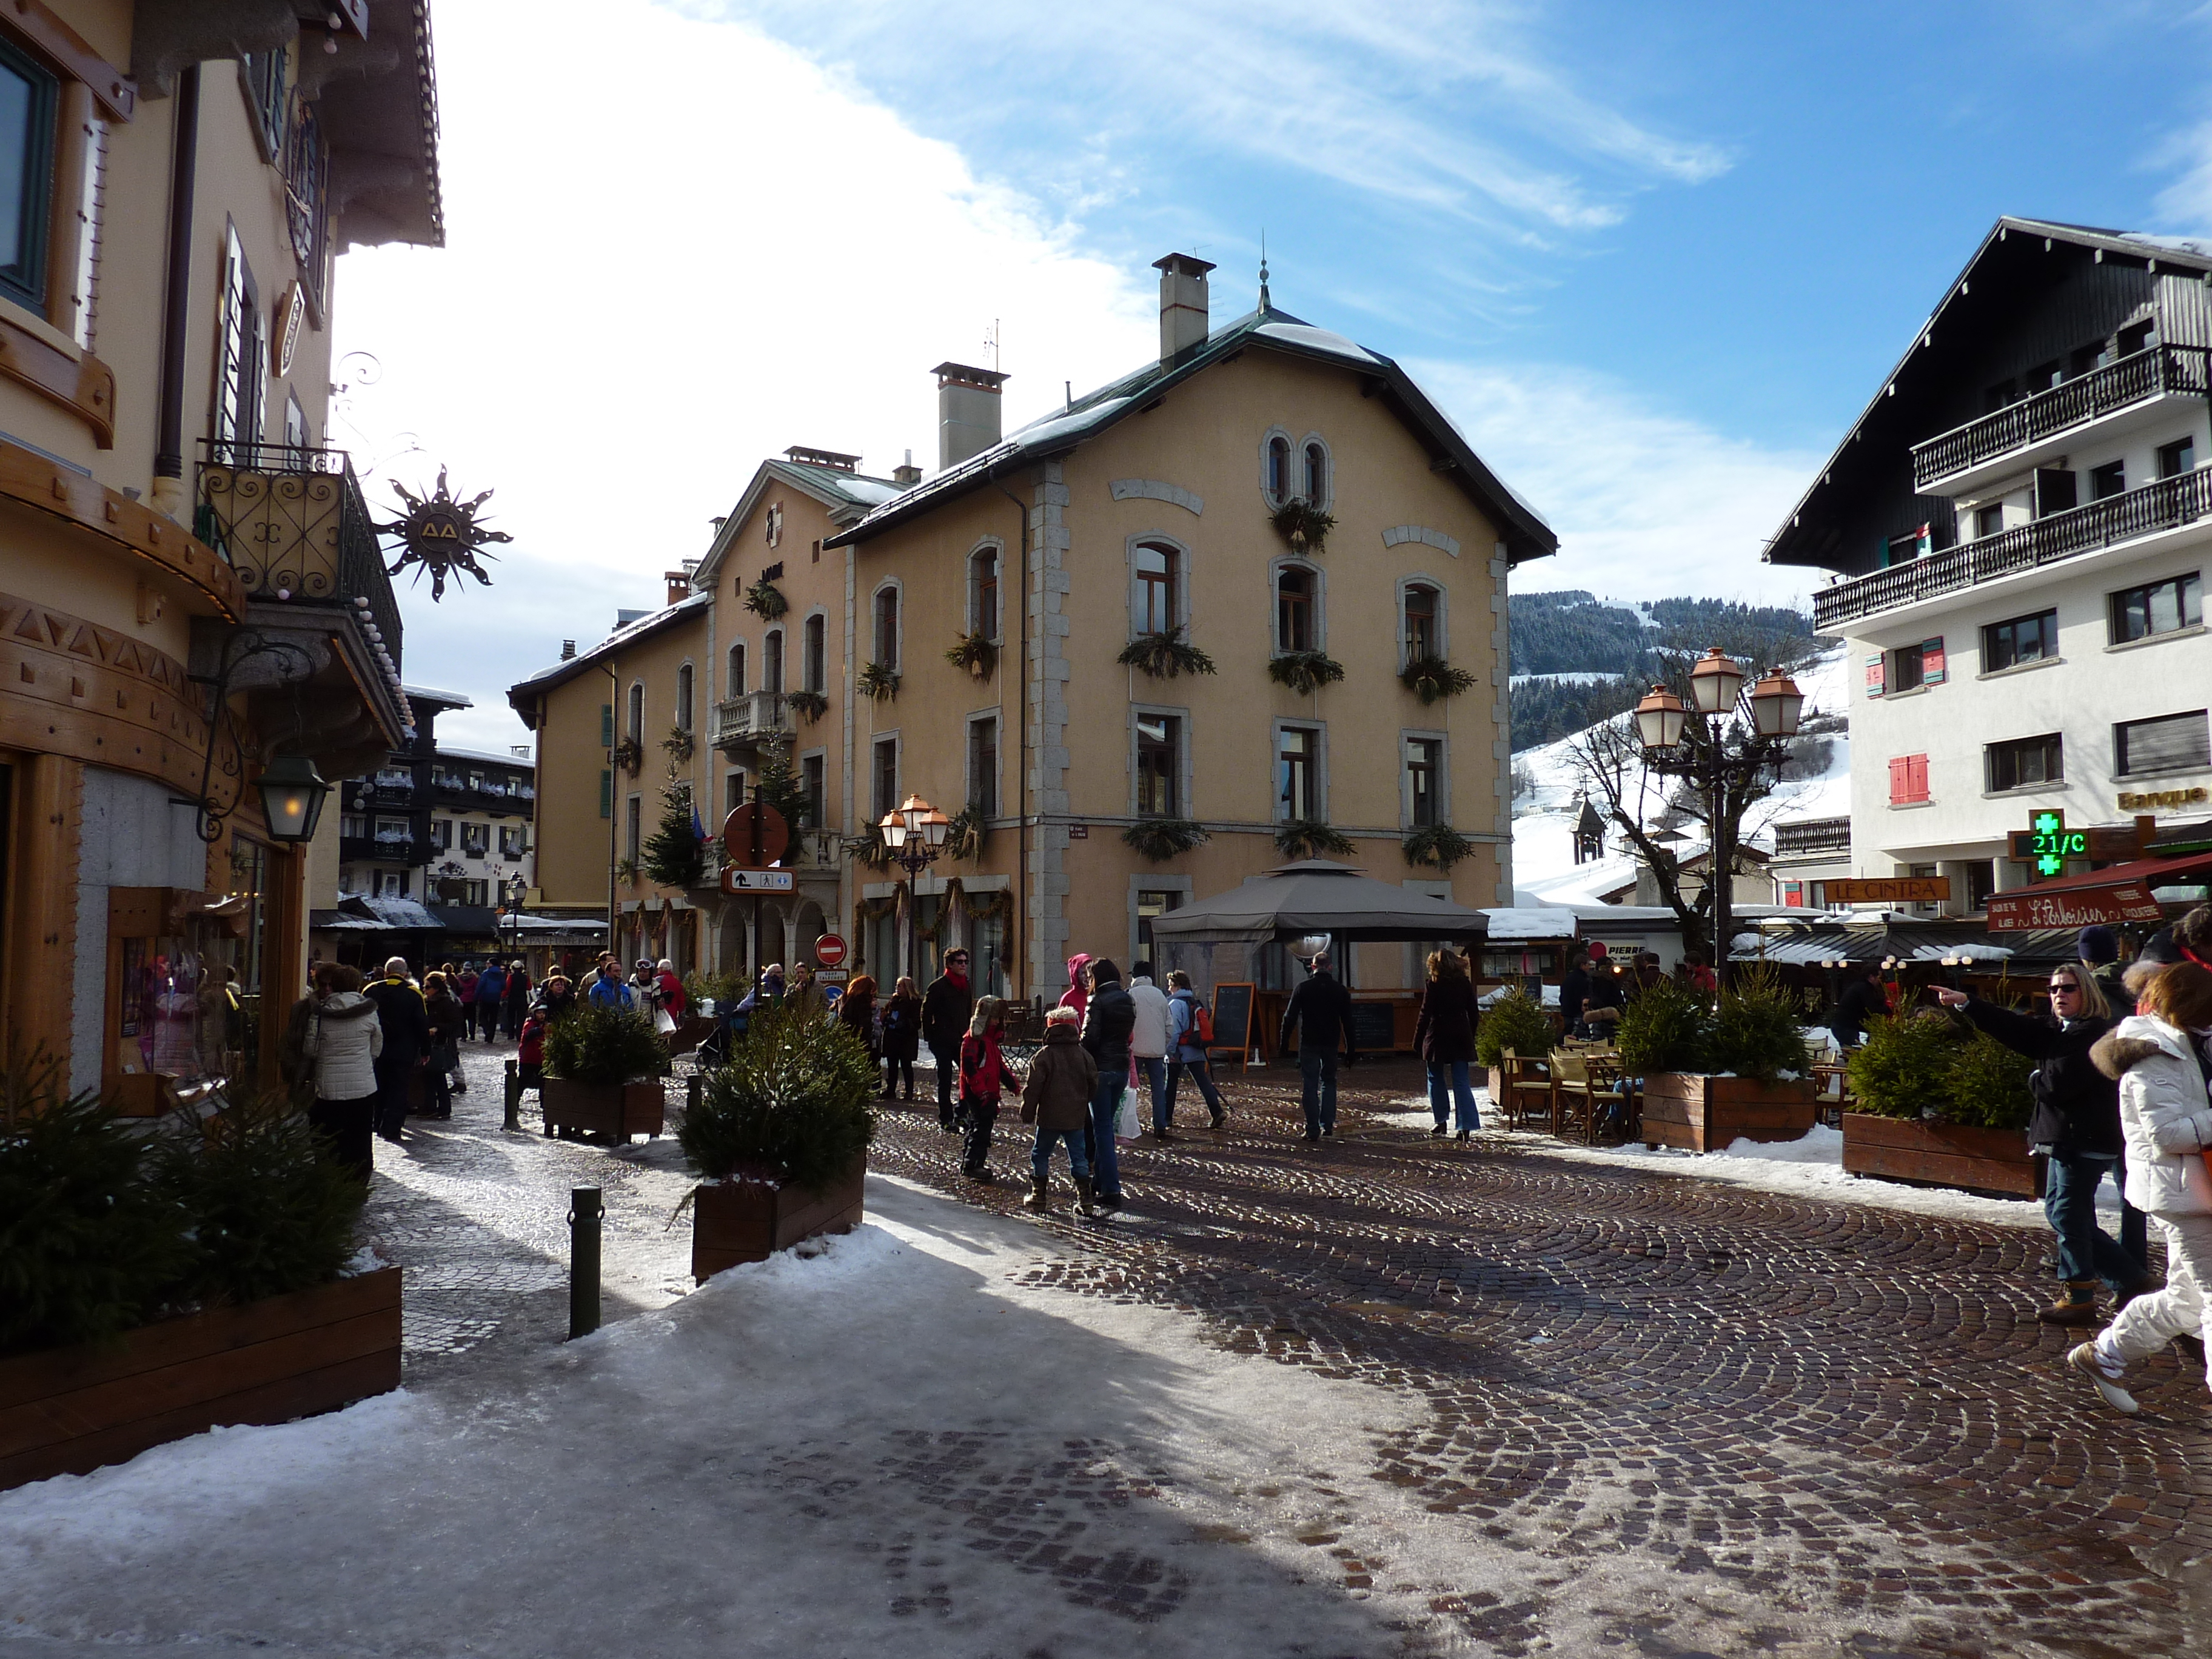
(379, 468), (511, 600)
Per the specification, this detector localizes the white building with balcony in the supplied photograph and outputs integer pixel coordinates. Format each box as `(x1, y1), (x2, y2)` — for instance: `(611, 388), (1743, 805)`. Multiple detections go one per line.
(1766, 219), (2211, 920)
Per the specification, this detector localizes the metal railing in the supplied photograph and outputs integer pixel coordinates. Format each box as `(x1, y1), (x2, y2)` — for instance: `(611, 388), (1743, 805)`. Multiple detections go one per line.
(1816, 464), (2212, 631)
(283, 98), (329, 313)
(1910, 344), (2208, 492)
(711, 691), (793, 748)
(1772, 817), (1851, 857)
(197, 442), (402, 674)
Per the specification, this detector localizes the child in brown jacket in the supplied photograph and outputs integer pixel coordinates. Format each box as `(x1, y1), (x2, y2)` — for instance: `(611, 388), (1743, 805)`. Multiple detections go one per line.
(1019, 1005), (1098, 1215)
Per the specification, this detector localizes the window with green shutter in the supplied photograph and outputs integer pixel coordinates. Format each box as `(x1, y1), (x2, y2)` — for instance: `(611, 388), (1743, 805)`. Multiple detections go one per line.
(598, 768), (611, 818)
(600, 704), (614, 746)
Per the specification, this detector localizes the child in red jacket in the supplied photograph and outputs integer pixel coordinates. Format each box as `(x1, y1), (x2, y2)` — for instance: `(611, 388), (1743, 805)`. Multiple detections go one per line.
(957, 997), (1019, 1183)
(517, 1008), (547, 1094)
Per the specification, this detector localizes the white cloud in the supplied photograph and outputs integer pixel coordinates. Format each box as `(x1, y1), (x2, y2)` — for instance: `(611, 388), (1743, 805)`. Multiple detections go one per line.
(333, 0), (1159, 751)
(1412, 361), (1824, 609)
(2152, 117), (2212, 228)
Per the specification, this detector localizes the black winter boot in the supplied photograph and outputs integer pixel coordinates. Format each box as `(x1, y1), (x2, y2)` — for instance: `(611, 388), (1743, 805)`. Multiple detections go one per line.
(1021, 1174), (1050, 1212)
(1073, 1175), (1098, 1218)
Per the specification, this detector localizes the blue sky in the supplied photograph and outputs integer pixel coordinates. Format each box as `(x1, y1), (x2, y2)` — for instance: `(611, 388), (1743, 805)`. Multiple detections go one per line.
(337, 1), (2212, 750)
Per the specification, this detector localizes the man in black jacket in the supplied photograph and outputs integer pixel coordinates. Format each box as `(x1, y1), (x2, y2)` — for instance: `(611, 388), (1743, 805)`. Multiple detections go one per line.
(1936, 971), (2149, 1323)
(1558, 948), (1590, 1036)
(1079, 959), (1136, 1210)
(365, 956), (430, 1143)
(1278, 952), (1355, 1143)
(921, 948), (973, 1130)
(1828, 963), (1886, 1050)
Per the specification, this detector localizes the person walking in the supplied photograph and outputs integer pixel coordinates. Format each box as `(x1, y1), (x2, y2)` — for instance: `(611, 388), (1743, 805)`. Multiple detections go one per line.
(501, 961), (532, 1038)
(1828, 961), (1887, 1050)
(472, 959), (506, 1041)
(1936, 967), (2148, 1323)
(1559, 947), (1591, 1037)
(1164, 969), (1225, 1129)
(922, 947), (974, 1131)
(1057, 952), (1093, 1024)
(364, 957), (429, 1143)
(880, 975), (922, 1101)
(1019, 1005), (1098, 1215)
(421, 970), (466, 1121)
(655, 959), (687, 1023)
(303, 963), (383, 1183)
(838, 973), (882, 1068)
(1079, 958), (1136, 1209)
(587, 959), (634, 1010)
(1415, 948), (1481, 1139)
(515, 1004), (548, 1098)
(455, 962), (480, 1040)
(2068, 962), (2212, 1414)
(957, 997), (1019, 1182)
(1127, 959), (1174, 1140)
(1278, 951), (1356, 1144)
(537, 972), (577, 1023)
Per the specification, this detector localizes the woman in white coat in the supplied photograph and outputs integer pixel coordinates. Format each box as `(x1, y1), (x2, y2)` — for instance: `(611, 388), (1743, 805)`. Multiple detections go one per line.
(303, 962), (385, 1184)
(2070, 962), (2212, 1413)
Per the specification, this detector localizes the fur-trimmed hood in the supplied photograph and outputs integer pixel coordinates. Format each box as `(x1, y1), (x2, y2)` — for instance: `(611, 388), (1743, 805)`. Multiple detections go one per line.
(2091, 1014), (2195, 1079)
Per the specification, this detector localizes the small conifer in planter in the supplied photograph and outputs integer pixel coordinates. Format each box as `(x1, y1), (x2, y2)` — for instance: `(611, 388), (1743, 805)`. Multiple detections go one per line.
(1703, 967), (1810, 1087)
(1122, 818), (1208, 862)
(1475, 988), (1551, 1068)
(1615, 977), (1709, 1075)
(856, 662), (902, 702)
(784, 688), (829, 724)
(1268, 651), (1346, 695)
(640, 781), (707, 890)
(1845, 1012), (1959, 1120)
(680, 1003), (878, 1278)
(542, 1005), (669, 1142)
(1117, 628), (1217, 679)
(1400, 655), (1479, 705)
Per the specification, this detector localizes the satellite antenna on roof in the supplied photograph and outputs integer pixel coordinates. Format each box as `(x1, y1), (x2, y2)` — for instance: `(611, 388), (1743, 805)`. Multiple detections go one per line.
(1259, 230), (1271, 312)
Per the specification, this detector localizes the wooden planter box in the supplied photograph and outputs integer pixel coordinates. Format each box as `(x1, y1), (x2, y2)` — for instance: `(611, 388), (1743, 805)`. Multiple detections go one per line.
(541, 1077), (665, 1143)
(1640, 1073), (1819, 1153)
(0, 1267), (401, 1492)
(691, 1158), (866, 1283)
(1842, 1113), (2044, 1197)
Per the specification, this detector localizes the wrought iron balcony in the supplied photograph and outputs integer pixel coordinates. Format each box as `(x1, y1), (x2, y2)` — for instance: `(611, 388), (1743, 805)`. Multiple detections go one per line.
(711, 691), (794, 751)
(1911, 345), (2209, 494)
(195, 442), (401, 670)
(1815, 465), (2212, 631)
(341, 834), (418, 864)
(1772, 817), (1851, 857)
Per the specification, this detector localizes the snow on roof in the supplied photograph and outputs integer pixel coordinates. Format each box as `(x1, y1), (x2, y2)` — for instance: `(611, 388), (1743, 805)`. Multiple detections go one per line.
(511, 592), (712, 689)
(1480, 907), (1581, 940)
(402, 684), (473, 708)
(436, 743), (532, 768)
(1252, 321), (1382, 365)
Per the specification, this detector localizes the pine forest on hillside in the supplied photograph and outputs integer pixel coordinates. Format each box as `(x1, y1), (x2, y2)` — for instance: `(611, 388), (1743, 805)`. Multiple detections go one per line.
(1506, 591), (1831, 752)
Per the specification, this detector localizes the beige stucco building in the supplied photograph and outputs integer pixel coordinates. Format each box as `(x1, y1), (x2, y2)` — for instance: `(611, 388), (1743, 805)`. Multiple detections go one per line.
(514, 255), (1555, 1002)
(0, 4), (440, 1096)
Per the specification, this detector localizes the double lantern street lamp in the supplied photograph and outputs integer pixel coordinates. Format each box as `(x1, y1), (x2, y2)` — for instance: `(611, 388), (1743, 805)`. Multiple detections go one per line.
(1631, 648), (1805, 984)
(879, 793), (951, 988)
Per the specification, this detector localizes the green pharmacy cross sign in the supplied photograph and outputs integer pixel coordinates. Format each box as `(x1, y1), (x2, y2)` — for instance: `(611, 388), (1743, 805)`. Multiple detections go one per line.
(2028, 809), (2088, 878)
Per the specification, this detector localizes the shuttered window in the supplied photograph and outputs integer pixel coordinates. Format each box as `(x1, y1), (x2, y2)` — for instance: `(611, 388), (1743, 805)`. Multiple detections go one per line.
(2115, 711), (2210, 777)
(1887, 754), (1929, 805)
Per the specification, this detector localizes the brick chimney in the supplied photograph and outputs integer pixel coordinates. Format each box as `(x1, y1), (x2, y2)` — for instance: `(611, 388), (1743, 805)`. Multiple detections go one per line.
(664, 569), (691, 608)
(934, 362), (1009, 469)
(893, 448), (922, 488)
(1154, 252), (1215, 365)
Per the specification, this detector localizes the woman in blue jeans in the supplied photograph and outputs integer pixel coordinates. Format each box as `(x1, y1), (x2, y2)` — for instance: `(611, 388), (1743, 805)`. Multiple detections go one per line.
(1163, 970), (1225, 1128)
(1413, 949), (1481, 1139)
(1936, 969), (2150, 1324)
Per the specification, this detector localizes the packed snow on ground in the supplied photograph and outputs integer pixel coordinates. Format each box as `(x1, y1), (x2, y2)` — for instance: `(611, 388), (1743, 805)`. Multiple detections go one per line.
(1512, 643), (1850, 909)
(1357, 1096), (2107, 1229)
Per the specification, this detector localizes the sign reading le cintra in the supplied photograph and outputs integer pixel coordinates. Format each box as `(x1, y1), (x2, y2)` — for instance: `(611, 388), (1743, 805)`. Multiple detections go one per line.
(1827, 877), (1951, 905)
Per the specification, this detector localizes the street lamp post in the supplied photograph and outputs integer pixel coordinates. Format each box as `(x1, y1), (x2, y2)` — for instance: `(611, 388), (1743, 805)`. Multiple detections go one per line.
(504, 872), (527, 970)
(1632, 649), (1805, 984)
(880, 792), (951, 989)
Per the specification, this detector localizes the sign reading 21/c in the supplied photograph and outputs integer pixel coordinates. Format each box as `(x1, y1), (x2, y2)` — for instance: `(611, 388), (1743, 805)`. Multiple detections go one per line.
(2029, 809), (2087, 878)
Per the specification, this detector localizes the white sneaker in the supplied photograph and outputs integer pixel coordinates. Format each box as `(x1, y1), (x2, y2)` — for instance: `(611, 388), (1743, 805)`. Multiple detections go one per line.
(2066, 1342), (2139, 1415)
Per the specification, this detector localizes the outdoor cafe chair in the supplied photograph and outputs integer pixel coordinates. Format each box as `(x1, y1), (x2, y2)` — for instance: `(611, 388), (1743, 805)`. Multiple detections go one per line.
(1500, 1049), (1556, 1133)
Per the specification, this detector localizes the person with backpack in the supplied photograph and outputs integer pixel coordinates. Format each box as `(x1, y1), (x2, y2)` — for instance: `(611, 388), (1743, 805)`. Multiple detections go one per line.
(880, 976), (922, 1101)
(957, 997), (1019, 1182)
(1163, 969), (1225, 1129)
(1127, 960), (1175, 1141)
(472, 960), (508, 1041)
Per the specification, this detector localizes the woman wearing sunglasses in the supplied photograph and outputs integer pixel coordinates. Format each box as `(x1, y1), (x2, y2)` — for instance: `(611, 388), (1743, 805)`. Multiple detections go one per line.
(1935, 967), (2150, 1324)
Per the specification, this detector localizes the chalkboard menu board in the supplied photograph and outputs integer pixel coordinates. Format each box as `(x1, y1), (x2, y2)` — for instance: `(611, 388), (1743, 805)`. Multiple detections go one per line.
(1347, 1000), (1397, 1054)
(1210, 983), (1254, 1056)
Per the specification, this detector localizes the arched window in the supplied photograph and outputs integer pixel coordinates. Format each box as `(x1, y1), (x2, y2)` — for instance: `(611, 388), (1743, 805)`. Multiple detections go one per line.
(1276, 567), (1315, 653)
(1304, 442), (1326, 503)
(763, 629), (785, 695)
(1134, 543), (1178, 637)
(675, 663), (694, 731)
(803, 614), (826, 692)
(970, 546), (1000, 639)
(1403, 583), (1439, 660)
(625, 681), (644, 744)
(873, 586), (900, 665)
(726, 642), (746, 698)
(1267, 435), (1290, 503)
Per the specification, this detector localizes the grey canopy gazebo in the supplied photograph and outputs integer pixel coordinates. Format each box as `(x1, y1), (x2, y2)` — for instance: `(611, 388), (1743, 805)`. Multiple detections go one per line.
(1148, 860), (1492, 948)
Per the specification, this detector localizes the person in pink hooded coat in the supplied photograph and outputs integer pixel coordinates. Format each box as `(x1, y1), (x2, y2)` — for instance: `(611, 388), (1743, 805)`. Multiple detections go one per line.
(1057, 952), (1092, 1025)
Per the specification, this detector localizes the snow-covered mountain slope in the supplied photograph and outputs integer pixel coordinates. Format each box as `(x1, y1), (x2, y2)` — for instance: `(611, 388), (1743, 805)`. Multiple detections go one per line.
(1511, 643), (1849, 907)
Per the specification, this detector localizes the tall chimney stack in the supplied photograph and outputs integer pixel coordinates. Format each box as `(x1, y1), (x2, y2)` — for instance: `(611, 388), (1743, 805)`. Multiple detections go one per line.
(1154, 252), (1216, 366)
(934, 362), (1008, 469)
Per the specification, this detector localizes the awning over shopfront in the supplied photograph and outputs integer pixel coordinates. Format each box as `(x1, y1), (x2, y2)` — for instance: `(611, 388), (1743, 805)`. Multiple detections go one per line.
(1734, 918), (2083, 967)
(1983, 848), (2212, 931)
(1148, 860), (1492, 945)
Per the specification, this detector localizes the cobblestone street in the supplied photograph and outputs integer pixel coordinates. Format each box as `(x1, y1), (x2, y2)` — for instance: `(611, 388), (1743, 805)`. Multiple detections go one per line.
(342, 1042), (2212, 1655)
